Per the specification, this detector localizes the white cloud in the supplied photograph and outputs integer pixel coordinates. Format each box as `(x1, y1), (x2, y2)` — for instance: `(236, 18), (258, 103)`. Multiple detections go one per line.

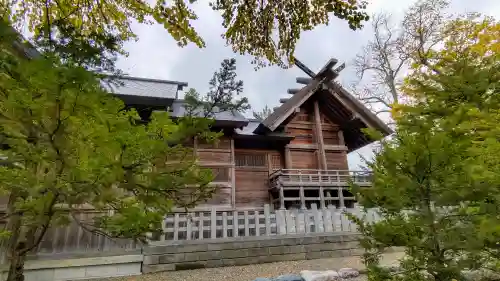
(116, 0), (500, 170)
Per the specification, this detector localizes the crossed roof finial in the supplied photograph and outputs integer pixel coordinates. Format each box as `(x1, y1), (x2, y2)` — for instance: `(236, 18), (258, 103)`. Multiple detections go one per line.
(279, 57), (346, 104)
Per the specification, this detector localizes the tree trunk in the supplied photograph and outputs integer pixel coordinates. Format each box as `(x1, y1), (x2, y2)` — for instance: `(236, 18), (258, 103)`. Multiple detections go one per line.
(6, 241), (26, 281)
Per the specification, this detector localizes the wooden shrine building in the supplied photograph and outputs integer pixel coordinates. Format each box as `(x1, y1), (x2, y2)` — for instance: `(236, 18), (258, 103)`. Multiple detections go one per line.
(104, 58), (391, 211)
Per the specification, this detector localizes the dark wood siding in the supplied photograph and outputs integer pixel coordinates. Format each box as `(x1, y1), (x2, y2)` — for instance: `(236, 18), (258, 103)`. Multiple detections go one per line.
(326, 151), (348, 169)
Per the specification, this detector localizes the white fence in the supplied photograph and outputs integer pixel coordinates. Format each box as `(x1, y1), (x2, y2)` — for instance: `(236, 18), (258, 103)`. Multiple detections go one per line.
(160, 204), (382, 241)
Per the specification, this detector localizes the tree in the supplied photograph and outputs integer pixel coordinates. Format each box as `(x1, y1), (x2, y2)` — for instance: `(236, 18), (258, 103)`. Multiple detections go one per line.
(184, 58), (250, 117)
(0, 25), (246, 281)
(2, 0), (369, 68)
(253, 105), (273, 121)
(352, 0), (450, 115)
(350, 15), (500, 281)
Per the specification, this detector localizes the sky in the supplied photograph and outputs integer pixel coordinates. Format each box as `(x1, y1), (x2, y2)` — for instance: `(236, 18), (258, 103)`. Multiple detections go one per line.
(115, 0), (500, 170)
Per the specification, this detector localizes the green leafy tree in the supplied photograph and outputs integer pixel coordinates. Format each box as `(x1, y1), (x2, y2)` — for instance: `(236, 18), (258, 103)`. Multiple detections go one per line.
(0, 25), (244, 281)
(253, 105), (273, 121)
(2, 0), (369, 68)
(349, 15), (500, 281)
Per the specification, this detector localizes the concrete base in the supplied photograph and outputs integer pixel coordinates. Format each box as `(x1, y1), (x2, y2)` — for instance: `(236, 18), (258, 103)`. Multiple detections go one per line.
(0, 254), (143, 281)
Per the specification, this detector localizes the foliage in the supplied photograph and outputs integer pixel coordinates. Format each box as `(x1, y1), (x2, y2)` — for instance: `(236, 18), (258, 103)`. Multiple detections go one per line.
(349, 16), (500, 281)
(253, 105), (273, 121)
(0, 24), (245, 281)
(184, 58), (250, 118)
(33, 18), (125, 75)
(2, 0), (369, 68)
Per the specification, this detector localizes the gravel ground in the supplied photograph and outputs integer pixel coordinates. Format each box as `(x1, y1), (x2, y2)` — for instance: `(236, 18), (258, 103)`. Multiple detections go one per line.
(97, 252), (404, 281)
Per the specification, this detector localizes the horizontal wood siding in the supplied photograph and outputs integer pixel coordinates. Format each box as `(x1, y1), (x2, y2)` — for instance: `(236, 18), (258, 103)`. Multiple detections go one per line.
(235, 169), (269, 207)
(195, 136), (233, 206)
(290, 150), (318, 169)
(326, 152), (348, 170)
(204, 185), (232, 205)
(233, 149), (282, 208)
(197, 150), (231, 163)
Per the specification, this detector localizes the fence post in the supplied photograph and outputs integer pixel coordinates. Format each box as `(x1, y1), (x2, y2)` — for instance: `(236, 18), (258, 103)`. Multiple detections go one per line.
(264, 204), (271, 236)
(233, 210), (239, 237)
(350, 203), (362, 232)
(323, 205), (333, 232)
(254, 210), (260, 236)
(211, 207), (217, 239)
(173, 213), (179, 241)
(244, 211), (250, 236)
(276, 209), (287, 235)
(222, 212), (228, 238)
(199, 212), (204, 239)
(186, 213), (193, 240)
(304, 209), (310, 233)
(339, 207), (349, 232)
(311, 204), (323, 233)
(330, 205), (341, 232)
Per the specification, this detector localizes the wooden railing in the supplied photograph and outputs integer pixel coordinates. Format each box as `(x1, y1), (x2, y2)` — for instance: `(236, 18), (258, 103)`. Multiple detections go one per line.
(158, 204), (382, 241)
(269, 169), (372, 189)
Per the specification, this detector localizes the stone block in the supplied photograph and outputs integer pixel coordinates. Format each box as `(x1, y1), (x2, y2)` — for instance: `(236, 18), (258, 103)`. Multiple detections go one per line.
(143, 255), (159, 265)
(285, 245), (306, 254)
(159, 253), (185, 264)
(142, 263), (175, 273)
(304, 243), (330, 252)
(174, 261), (207, 271)
(24, 268), (55, 281)
(268, 246), (285, 255)
(115, 263), (142, 276)
(349, 248), (364, 256)
(53, 267), (86, 280)
(219, 248), (250, 259)
(301, 270), (340, 281)
(85, 264), (118, 278)
(247, 247), (268, 257)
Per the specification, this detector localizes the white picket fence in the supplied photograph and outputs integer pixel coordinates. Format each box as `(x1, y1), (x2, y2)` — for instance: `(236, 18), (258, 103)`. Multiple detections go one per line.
(160, 204), (382, 241)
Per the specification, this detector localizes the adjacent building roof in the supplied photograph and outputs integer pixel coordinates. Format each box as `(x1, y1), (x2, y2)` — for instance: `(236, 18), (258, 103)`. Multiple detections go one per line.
(102, 76), (187, 100)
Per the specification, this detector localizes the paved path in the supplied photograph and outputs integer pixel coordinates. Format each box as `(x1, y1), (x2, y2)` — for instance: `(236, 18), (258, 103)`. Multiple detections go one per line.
(100, 252), (404, 281)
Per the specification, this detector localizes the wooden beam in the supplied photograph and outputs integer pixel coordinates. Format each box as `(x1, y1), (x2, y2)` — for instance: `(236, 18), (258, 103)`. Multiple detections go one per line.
(296, 77), (312, 85)
(334, 62), (346, 73)
(279, 98), (289, 104)
(287, 88), (300, 95)
(293, 57), (316, 78)
(316, 58), (338, 78)
(314, 100), (327, 170)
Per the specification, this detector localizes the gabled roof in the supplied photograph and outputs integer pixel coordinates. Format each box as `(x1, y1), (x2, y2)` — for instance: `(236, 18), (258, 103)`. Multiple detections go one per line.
(254, 60), (392, 152)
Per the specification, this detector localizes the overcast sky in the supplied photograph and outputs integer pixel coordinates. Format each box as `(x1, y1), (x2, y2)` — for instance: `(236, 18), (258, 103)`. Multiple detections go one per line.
(115, 0), (500, 169)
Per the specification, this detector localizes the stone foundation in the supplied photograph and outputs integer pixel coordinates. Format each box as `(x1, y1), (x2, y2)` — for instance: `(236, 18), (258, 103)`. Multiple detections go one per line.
(143, 233), (362, 273)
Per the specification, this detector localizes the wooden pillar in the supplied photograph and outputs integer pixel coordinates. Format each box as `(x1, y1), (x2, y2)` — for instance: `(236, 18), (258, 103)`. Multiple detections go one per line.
(284, 146), (292, 169)
(299, 186), (306, 210)
(230, 138), (236, 209)
(313, 101), (327, 170)
(338, 130), (345, 146)
(318, 172), (326, 209)
(338, 187), (345, 208)
(279, 183), (285, 210)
